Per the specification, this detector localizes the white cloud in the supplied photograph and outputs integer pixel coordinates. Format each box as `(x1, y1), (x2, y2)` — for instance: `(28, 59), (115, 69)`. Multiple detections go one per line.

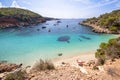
(10, 0), (26, 9)
(0, 2), (2, 8)
(22, 1), (32, 5)
(11, 0), (20, 8)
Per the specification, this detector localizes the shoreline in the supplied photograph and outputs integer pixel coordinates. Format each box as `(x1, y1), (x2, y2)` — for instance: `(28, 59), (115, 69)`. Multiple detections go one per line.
(52, 33), (120, 67)
(52, 50), (96, 67)
(0, 33), (119, 68)
(115, 34), (120, 37)
(80, 22), (111, 34)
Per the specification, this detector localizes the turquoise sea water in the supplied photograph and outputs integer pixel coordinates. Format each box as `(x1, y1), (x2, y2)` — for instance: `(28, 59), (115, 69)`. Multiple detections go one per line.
(0, 19), (116, 66)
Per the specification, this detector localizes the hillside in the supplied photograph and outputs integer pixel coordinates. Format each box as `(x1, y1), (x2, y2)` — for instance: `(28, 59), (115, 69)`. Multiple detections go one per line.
(95, 37), (120, 65)
(0, 8), (46, 28)
(80, 10), (120, 34)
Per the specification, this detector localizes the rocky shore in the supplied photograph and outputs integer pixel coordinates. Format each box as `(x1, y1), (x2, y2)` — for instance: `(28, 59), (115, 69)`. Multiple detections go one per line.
(0, 17), (46, 29)
(1, 58), (120, 80)
(0, 62), (20, 79)
(80, 22), (111, 34)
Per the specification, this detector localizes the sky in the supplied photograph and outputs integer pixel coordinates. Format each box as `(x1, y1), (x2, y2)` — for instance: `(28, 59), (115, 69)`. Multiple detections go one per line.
(0, 0), (120, 18)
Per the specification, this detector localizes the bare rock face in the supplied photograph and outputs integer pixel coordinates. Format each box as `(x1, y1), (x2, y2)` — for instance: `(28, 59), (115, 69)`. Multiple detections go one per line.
(0, 63), (19, 73)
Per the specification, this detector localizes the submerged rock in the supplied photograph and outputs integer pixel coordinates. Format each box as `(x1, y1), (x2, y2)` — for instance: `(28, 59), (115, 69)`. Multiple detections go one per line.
(80, 35), (91, 40)
(57, 36), (70, 43)
(78, 38), (82, 41)
(0, 60), (7, 63)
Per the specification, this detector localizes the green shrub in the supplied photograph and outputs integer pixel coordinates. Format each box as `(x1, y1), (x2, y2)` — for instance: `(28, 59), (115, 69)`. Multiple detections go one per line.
(33, 59), (55, 71)
(100, 42), (107, 49)
(95, 37), (120, 65)
(0, 8), (41, 17)
(97, 58), (105, 65)
(5, 70), (26, 80)
(108, 38), (117, 45)
(109, 26), (118, 32)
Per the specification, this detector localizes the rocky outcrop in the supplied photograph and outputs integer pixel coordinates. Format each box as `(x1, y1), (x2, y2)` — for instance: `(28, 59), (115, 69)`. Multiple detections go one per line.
(28, 63), (86, 80)
(0, 62), (19, 73)
(80, 22), (111, 34)
(0, 17), (46, 29)
(27, 59), (120, 80)
(1, 59), (120, 80)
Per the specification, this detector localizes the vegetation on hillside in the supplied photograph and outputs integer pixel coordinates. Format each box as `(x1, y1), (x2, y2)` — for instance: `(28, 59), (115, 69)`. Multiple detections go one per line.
(0, 8), (41, 16)
(83, 10), (120, 33)
(95, 37), (120, 65)
(0, 8), (46, 28)
(0, 8), (42, 20)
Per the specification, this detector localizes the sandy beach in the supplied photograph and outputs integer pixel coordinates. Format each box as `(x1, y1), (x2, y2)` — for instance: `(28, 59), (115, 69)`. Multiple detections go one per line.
(116, 34), (120, 37)
(53, 50), (96, 67)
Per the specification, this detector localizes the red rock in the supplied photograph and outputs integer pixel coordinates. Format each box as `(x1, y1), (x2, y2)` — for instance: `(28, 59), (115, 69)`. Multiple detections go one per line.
(0, 63), (18, 73)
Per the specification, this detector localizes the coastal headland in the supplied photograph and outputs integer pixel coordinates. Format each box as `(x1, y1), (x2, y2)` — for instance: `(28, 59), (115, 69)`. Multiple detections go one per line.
(80, 10), (120, 34)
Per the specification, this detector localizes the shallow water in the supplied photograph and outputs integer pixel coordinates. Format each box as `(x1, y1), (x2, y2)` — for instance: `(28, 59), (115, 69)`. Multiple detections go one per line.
(0, 19), (116, 66)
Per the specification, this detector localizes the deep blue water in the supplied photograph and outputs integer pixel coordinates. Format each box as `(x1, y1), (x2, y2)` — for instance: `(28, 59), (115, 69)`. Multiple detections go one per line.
(0, 19), (116, 66)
